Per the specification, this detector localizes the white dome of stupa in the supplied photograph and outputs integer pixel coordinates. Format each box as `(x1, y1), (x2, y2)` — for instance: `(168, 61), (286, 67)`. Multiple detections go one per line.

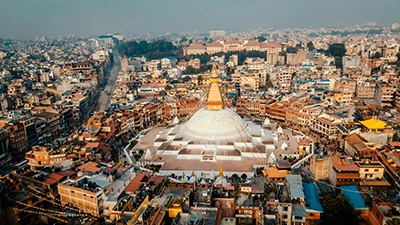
(176, 107), (251, 144)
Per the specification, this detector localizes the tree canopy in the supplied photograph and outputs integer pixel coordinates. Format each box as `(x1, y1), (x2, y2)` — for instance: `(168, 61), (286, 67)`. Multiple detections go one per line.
(321, 43), (346, 68)
(325, 43), (346, 57)
(307, 41), (315, 51)
(118, 39), (181, 59)
(320, 194), (360, 225)
(257, 36), (267, 42)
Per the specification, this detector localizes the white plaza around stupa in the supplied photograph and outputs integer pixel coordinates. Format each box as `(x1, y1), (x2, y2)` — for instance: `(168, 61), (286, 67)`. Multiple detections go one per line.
(135, 66), (307, 178)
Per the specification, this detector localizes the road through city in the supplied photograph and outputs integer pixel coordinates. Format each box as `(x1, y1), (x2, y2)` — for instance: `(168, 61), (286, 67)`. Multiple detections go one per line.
(96, 50), (121, 112)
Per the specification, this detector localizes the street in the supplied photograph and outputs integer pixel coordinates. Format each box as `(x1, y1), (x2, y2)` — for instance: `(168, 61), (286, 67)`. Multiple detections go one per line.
(96, 50), (121, 112)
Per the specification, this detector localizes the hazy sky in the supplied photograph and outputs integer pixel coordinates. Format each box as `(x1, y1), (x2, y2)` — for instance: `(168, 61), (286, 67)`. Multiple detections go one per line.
(1, 0), (399, 39)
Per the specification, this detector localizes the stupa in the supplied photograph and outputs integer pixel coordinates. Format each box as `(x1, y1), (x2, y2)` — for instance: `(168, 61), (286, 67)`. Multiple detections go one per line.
(139, 65), (301, 177)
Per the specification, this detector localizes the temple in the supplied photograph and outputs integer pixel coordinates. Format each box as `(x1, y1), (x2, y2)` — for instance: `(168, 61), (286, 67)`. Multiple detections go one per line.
(137, 65), (303, 177)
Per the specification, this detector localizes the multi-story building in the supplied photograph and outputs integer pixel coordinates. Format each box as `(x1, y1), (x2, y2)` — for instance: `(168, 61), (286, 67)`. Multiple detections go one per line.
(355, 81), (376, 99)
(184, 44), (206, 55)
(58, 177), (106, 217)
(375, 83), (396, 106)
(310, 154), (329, 180)
(266, 49), (279, 65)
(206, 42), (224, 54)
(266, 101), (289, 121)
(240, 74), (260, 91)
(344, 133), (375, 160)
(328, 155), (360, 186)
(35, 111), (60, 142)
(302, 183), (323, 225)
(209, 30), (225, 39)
(278, 203), (293, 225)
(342, 56), (361, 72)
(6, 121), (29, 154)
(311, 113), (342, 140)
(235, 205), (263, 225)
(0, 129), (11, 176)
(25, 146), (67, 169)
(188, 58), (201, 70)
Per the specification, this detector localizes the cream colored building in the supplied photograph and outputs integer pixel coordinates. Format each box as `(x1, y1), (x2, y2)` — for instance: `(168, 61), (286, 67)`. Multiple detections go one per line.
(184, 44), (206, 55)
(356, 161), (385, 180)
(311, 113), (342, 140)
(240, 74), (260, 91)
(266, 49), (279, 65)
(58, 180), (106, 217)
(310, 155), (329, 180)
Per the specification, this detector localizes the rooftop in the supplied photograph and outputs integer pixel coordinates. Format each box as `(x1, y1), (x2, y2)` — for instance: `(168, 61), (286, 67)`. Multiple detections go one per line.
(302, 183), (323, 213)
(341, 186), (369, 210)
(360, 118), (388, 130)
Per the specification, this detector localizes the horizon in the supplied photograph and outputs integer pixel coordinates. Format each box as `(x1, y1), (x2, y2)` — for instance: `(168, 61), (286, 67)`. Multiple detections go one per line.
(0, 0), (399, 39)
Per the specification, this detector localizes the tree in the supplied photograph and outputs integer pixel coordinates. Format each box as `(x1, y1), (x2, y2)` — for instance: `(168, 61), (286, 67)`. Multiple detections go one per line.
(183, 66), (197, 74)
(307, 41), (315, 51)
(396, 52), (400, 67)
(393, 132), (399, 141)
(325, 43), (346, 57)
(232, 173), (239, 180)
(371, 51), (382, 59)
(321, 43), (346, 68)
(265, 80), (274, 88)
(286, 46), (298, 54)
(320, 195), (360, 225)
(257, 36), (267, 42)
(180, 36), (188, 44)
(387, 218), (400, 225)
(165, 85), (173, 91)
(182, 76), (192, 82)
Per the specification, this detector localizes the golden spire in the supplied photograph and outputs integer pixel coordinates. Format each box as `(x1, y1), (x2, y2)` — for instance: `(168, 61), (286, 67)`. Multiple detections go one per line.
(206, 65), (223, 110)
(219, 167), (224, 177)
(191, 170), (195, 177)
(210, 64), (220, 83)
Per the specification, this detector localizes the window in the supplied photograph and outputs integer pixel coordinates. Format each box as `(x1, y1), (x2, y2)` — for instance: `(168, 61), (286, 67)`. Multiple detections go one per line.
(374, 169), (379, 172)
(283, 206), (288, 211)
(365, 169), (369, 172)
(283, 214), (288, 219)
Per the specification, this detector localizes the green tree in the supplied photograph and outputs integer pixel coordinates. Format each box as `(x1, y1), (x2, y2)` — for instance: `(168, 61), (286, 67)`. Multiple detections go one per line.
(396, 52), (400, 66)
(265, 80), (274, 88)
(322, 43), (346, 68)
(180, 36), (187, 44)
(183, 66), (198, 74)
(307, 41), (315, 51)
(371, 51), (382, 59)
(393, 132), (399, 141)
(325, 43), (346, 57)
(165, 85), (173, 91)
(232, 174), (239, 180)
(387, 218), (400, 225)
(320, 195), (360, 225)
(257, 36), (267, 42)
(182, 76), (192, 82)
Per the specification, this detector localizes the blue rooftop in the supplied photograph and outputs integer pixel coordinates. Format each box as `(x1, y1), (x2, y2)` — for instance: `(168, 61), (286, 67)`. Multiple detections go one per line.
(303, 183), (323, 213)
(341, 186), (369, 210)
(286, 175), (305, 199)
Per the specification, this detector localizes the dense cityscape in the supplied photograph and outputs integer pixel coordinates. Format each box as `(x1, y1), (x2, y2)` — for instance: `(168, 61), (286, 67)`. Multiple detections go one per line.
(1, 17), (400, 225)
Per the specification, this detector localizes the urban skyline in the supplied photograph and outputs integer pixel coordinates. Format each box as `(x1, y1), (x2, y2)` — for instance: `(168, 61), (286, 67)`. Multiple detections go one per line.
(1, 0), (400, 39)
